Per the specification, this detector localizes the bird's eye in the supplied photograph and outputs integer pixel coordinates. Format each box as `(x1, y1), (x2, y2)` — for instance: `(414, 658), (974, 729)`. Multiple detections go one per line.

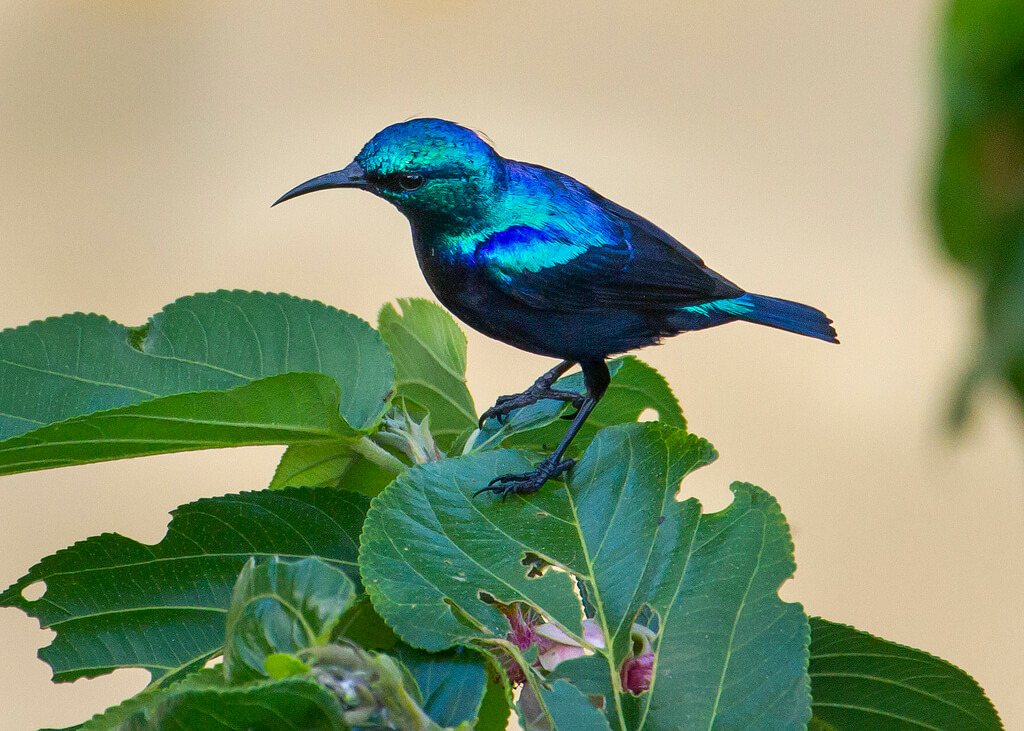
(397, 172), (424, 191)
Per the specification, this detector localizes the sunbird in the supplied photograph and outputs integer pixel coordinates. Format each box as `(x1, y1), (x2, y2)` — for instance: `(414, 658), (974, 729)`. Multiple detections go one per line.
(275, 118), (837, 497)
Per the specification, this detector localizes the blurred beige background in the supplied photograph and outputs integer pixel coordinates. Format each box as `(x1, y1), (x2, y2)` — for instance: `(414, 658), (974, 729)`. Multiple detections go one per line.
(0, 1), (1021, 729)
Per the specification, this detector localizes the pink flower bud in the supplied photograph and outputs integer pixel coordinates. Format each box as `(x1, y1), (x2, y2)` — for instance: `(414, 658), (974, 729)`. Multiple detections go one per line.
(620, 652), (654, 694)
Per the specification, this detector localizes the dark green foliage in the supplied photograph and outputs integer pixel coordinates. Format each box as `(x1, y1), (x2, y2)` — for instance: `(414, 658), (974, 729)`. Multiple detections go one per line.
(0, 487), (368, 684)
(0, 294), (1002, 729)
(361, 423), (813, 729)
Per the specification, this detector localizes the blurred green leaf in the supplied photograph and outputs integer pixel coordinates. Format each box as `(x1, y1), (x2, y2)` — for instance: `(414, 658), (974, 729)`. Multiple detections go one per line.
(103, 645), (478, 731)
(224, 557), (356, 684)
(0, 487), (368, 685)
(264, 653), (311, 680)
(361, 423), (810, 730)
(120, 675), (347, 731)
(809, 617), (1003, 730)
(54, 668), (225, 731)
(0, 291), (394, 475)
(935, 1), (1024, 421)
(335, 595), (400, 651)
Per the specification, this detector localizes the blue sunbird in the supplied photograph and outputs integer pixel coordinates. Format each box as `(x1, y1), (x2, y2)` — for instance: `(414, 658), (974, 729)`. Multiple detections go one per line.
(275, 118), (837, 497)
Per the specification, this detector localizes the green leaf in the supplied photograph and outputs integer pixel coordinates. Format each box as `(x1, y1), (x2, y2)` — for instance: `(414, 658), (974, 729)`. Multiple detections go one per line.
(534, 680), (611, 731)
(269, 441), (360, 489)
(474, 674), (512, 731)
(393, 645), (488, 727)
(517, 677), (611, 731)
(809, 617), (1003, 730)
(469, 356), (685, 454)
(269, 441), (398, 495)
(360, 449), (585, 652)
(573, 429), (808, 730)
(361, 422), (811, 730)
(378, 298), (477, 451)
(0, 486), (368, 684)
(269, 298), (477, 493)
(3, 372), (355, 474)
(224, 557), (357, 683)
(0, 291), (393, 475)
(546, 655), (615, 716)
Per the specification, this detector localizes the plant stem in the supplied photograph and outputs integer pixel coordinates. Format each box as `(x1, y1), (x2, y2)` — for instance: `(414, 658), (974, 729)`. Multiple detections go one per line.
(352, 436), (408, 474)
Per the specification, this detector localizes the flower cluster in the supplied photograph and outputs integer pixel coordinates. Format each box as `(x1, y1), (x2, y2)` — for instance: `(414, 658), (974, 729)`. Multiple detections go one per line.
(500, 603), (655, 694)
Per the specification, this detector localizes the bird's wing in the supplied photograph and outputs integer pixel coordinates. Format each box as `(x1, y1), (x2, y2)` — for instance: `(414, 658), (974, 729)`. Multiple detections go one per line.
(475, 211), (743, 312)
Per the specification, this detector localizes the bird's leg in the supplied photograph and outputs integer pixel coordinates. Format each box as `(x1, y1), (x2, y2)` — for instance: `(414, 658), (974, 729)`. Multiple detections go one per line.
(476, 360), (610, 499)
(477, 359), (584, 428)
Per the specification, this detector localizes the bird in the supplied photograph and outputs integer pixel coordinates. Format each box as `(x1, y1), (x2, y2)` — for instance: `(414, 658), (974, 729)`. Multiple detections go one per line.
(274, 118), (838, 498)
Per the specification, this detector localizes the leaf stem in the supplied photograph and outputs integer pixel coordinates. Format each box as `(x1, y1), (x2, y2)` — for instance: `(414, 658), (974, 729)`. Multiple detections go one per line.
(352, 436), (408, 474)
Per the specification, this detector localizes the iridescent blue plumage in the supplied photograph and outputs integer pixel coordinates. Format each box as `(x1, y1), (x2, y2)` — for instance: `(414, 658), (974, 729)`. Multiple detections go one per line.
(276, 118), (838, 496)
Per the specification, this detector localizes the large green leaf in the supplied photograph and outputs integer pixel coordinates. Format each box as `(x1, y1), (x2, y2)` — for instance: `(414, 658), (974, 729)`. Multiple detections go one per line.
(468, 356), (685, 454)
(361, 423), (811, 730)
(360, 448), (585, 651)
(378, 298), (477, 450)
(0, 290), (393, 475)
(0, 487), (368, 684)
(568, 425), (810, 730)
(224, 557), (357, 683)
(809, 617), (1003, 730)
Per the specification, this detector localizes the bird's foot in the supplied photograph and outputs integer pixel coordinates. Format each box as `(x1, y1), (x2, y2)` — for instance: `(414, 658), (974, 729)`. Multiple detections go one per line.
(474, 456), (576, 499)
(478, 387), (585, 428)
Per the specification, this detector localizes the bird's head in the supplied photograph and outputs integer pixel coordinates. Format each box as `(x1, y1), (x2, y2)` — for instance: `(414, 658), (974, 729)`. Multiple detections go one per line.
(275, 118), (504, 229)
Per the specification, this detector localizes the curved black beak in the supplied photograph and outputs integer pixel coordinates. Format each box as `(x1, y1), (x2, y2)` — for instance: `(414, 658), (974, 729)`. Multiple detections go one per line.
(272, 160), (367, 207)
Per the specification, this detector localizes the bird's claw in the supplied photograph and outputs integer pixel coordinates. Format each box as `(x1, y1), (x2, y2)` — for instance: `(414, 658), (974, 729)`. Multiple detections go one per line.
(478, 387), (586, 429)
(474, 457), (576, 499)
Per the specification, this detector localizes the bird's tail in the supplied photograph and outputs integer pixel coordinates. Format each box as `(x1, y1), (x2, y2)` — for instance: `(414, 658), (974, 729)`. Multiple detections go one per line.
(734, 293), (839, 343)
